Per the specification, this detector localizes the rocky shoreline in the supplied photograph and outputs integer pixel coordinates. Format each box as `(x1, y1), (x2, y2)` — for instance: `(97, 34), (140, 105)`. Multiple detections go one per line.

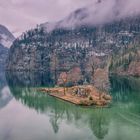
(38, 85), (112, 107)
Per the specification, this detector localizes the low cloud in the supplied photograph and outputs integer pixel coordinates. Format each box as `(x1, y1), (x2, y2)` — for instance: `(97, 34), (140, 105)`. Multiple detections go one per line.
(0, 0), (140, 37)
(55, 0), (140, 30)
(0, 0), (91, 37)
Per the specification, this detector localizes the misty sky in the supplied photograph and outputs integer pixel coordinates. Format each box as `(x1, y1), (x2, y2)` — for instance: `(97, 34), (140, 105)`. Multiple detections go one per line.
(0, 0), (140, 37)
(0, 0), (93, 37)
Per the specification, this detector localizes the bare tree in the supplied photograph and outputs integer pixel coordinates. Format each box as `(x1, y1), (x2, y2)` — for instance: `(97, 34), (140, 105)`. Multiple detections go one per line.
(58, 72), (68, 95)
(88, 55), (100, 84)
(67, 67), (82, 86)
(94, 68), (110, 99)
(51, 50), (58, 84)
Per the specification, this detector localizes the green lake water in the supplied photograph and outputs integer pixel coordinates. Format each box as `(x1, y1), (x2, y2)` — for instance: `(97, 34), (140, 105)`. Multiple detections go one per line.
(0, 71), (140, 140)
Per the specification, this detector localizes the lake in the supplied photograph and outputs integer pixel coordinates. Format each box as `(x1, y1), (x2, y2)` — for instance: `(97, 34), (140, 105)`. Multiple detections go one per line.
(0, 71), (140, 140)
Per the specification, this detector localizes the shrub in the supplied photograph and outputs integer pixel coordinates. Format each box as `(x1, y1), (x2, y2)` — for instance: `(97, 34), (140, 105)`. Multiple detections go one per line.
(89, 96), (93, 101)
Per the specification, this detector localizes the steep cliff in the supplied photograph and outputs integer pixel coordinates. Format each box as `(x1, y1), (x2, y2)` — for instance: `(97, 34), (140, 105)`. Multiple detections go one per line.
(0, 24), (15, 48)
(0, 44), (8, 70)
(0, 24), (15, 70)
(6, 10), (140, 78)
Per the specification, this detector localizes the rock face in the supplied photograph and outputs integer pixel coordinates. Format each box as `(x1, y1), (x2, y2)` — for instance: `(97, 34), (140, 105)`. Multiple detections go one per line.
(0, 44), (8, 70)
(0, 24), (15, 48)
(0, 25), (15, 70)
(6, 8), (140, 78)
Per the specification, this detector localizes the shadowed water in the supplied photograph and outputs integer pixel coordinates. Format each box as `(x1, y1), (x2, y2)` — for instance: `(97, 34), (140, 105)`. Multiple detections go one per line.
(0, 71), (140, 140)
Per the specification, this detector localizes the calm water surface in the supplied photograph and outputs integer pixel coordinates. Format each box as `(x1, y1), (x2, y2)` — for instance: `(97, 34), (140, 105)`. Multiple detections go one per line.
(0, 71), (140, 140)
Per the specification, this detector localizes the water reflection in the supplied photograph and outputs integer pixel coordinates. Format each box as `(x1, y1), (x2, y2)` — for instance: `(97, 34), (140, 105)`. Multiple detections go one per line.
(1, 71), (140, 140)
(6, 71), (54, 87)
(0, 71), (13, 109)
(0, 71), (7, 90)
(7, 86), (110, 139)
(110, 75), (140, 102)
(0, 86), (13, 109)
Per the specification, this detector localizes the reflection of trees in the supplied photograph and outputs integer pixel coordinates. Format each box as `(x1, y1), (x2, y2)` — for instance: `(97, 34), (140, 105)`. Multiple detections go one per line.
(5, 72), (140, 139)
(110, 75), (140, 126)
(110, 75), (140, 102)
(50, 116), (59, 133)
(50, 103), (64, 133)
(89, 109), (109, 139)
(8, 83), (111, 136)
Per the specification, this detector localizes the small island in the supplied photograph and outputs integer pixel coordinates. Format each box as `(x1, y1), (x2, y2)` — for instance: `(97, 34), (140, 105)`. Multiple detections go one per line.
(38, 85), (112, 107)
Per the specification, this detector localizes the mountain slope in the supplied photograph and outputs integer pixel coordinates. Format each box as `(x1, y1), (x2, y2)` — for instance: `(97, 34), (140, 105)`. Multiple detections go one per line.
(0, 44), (8, 70)
(6, 8), (140, 82)
(109, 43), (140, 76)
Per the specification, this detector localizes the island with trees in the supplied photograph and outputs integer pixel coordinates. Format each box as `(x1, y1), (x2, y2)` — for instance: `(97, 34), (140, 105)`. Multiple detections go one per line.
(38, 71), (112, 107)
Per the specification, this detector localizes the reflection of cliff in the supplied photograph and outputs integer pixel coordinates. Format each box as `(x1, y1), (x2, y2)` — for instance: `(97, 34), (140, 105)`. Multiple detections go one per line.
(6, 71), (54, 87)
(0, 86), (13, 109)
(0, 71), (13, 109)
(9, 85), (110, 139)
(0, 71), (7, 90)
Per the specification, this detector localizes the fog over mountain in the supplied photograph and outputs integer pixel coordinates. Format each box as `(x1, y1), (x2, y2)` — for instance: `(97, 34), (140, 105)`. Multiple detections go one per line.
(42, 0), (140, 31)
(1, 0), (140, 36)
